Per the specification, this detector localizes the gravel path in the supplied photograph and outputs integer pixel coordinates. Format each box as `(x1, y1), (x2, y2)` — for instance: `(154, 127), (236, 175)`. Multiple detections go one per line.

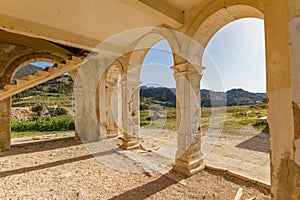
(0, 135), (271, 199)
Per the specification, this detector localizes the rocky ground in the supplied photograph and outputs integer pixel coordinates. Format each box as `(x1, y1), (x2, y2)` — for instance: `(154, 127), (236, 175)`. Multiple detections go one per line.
(1, 134), (271, 200)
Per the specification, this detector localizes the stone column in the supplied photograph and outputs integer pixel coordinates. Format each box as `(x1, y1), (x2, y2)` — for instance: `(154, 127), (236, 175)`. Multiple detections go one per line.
(120, 77), (140, 150)
(73, 83), (86, 140)
(0, 97), (11, 151)
(171, 62), (204, 176)
(264, 0), (299, 199)
(105, 86), (119, 138)
(74, 58), (100, 142)
(97, 74), (107, 139)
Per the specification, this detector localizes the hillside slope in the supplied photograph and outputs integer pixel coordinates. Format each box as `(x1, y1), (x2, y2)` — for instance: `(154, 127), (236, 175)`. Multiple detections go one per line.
(12, 65), (266, 108)
(140, 87), (266, 108)
(13, 64), (44, 79)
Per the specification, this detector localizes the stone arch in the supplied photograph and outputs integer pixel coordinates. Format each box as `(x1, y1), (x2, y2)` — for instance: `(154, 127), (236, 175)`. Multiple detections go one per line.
(0, 45), (70, 151)
(183, 1), (263, 64)
(94, 58), (126, 139)
(176, 0), (269, 180)
(103, 60), (124, 138)
(127, 29), (180, 74)
(3, 51), (67, 83)
(106, 59), (125, 78)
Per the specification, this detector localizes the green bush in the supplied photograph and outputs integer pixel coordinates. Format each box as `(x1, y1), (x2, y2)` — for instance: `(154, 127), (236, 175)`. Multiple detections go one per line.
(253, 120), (269, 134)
(12, 116), (74, 132)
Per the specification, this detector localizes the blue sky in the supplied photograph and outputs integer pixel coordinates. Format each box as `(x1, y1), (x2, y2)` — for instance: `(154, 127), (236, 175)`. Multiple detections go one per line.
(141, 18), (266, 92)
(31, 62), (53, 68)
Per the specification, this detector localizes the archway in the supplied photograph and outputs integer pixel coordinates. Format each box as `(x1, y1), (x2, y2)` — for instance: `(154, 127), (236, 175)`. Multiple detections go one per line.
(11, 61), (75, 141)
(103, 62), (124, 139)
(0, 49), (70, 151)
(120, 31), (180, 150)
(201, 17), (269, 184)
(139, 39), (176, 152)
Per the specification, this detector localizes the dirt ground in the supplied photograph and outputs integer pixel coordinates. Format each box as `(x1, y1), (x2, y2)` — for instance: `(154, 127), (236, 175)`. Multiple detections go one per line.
(204, 125), (270, 184)
(0, 135), (271, 200)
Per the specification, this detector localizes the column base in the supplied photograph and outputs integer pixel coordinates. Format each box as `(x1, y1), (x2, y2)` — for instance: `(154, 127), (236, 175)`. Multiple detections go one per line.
(0, 145), (10, 152)
(120, 139), (139, 150)
(0, 133), (11, 151)
(106, 129), (119, 138)
(173, 158), (205, 176)
(74, 131), (81, 141)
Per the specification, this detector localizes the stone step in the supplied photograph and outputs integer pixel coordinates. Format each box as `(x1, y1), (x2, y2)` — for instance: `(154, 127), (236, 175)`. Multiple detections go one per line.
(0, 56), (83, 101)
(19, 74), (38, 81)
(64, 59), (74, 65)
(4, 84), (17, 91)
(71, 56), (82, 62)
(64, 56), (81, 65)
(33, 70), (49, 76)
(55, 63), (66, 69)
(3, 79), (28, 91)
(15, 79), (29, 86)
(44, 66), (57, 73)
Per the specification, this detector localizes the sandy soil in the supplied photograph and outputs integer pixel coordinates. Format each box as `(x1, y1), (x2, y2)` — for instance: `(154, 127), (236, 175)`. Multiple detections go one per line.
(0, 136), (271, 200)
(137, 126), (270, 184)
(11, 107), (31, 121)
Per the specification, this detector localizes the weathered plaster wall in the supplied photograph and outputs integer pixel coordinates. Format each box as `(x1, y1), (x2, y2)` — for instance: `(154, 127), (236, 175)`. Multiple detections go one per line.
(264, 0), (299, 199)
(289, 0), (300, 198)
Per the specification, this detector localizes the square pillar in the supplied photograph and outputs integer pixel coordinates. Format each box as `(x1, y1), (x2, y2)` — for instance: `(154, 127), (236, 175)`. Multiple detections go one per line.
(74, 59), (100, 142)
(171, 62), (205, 176)
(0, 97), (11, 151)
(120, 77), (140, 150)
(69, 70), (80, 141)
(289, 1), (300, 199)
(264, 0), (300, 199)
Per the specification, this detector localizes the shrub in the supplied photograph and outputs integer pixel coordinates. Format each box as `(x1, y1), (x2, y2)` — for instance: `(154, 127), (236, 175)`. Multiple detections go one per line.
(31, 105), (44, 112)
(48, 107), (68, 116)
(12, 116), (75, 132)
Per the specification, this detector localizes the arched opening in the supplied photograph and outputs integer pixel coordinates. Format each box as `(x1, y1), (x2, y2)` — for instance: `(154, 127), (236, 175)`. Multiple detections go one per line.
(104, 63), (123, 139)
(201, 18), (269, 183)
(11, 61), (75, 141)
(139, 39), (176, 152)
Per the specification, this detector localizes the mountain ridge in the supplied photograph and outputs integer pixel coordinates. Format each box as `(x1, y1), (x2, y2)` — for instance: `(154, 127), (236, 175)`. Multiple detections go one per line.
(13, 65), (266, 108)
(13, 64), (44, 79)
(141, 86), (266, 108)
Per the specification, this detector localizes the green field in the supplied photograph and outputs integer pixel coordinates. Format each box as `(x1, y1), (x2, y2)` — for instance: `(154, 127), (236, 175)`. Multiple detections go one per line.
(140, 103), (268, 136)
(12, 96), (268, 138)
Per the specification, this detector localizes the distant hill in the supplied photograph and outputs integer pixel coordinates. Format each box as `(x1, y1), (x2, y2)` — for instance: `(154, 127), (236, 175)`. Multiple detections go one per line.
(12, 65), (266, 108)
(226, 88), (266, 106)
(12, 74), (73, 100)
(12, 64), (73, 100)
(140, 87), (266, 108)
(14, 64), (44, 79)
(140, 87), (176, 108)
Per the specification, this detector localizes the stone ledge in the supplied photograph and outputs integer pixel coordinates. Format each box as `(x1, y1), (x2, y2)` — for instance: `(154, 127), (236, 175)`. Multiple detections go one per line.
(205, 164), (271, 190)
(11, 136), (77, 148)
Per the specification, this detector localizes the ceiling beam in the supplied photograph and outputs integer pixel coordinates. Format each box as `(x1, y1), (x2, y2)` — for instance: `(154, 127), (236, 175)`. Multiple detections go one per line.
(0, 31), (73, 55)
(119, 0), (183, 29)
(0, 13), (101, 52)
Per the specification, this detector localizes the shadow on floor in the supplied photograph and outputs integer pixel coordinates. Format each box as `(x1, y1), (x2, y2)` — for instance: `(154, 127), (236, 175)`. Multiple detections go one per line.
(0, 138), (81, 157)
(0, 148), (120, 178)
(235, 132), (270, 153)
(108, 170), (183, 200)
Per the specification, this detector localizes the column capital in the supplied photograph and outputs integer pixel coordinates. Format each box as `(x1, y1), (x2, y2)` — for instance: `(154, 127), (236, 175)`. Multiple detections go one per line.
(171, 62), (205, 75)
(120, 72), (141, 87)
(106, 85), (118, 91)
(120, 79), (141, 87)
